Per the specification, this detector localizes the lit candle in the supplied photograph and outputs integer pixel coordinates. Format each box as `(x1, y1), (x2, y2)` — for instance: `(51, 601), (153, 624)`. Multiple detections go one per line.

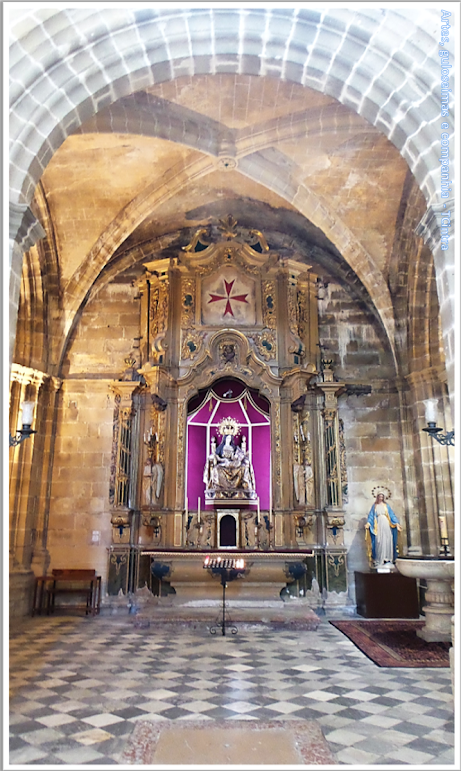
(197, 497), (201, 524)
(439, 515), (449, 540)
(424, 399), (438, 424)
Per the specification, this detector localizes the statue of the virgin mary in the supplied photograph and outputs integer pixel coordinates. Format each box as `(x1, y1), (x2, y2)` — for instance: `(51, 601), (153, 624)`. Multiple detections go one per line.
(204, 417), (256, 499)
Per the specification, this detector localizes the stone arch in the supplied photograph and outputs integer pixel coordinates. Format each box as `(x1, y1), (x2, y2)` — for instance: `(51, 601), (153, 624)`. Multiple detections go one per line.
(8, 6), (454, 403)
(9, 7), (451, 209)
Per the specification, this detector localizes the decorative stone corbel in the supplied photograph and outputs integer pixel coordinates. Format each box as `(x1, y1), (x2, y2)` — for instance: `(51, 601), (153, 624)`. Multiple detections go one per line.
(325, 508), (346, 546)
(109, 381), (138, 412)
(111, 512), (131, 543)
(294, 513), (314, 537)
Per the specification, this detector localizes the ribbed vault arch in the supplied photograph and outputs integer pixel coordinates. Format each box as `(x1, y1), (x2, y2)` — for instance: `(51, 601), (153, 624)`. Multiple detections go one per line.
(59, 154), (397, 368)
(9, 6), (451, 209)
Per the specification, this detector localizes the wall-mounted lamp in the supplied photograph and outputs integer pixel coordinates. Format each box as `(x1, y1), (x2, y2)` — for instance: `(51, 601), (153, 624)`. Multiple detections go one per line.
(422, 399), (454, 446)
(9, 401), (36, 447)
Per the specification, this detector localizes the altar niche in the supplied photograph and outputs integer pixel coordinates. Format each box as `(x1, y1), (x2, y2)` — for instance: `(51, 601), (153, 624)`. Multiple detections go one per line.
(186, 378), (271, 548)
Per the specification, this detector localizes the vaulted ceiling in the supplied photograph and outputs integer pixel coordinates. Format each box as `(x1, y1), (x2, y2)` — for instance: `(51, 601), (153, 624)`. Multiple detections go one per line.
(29, 73), (428, 374)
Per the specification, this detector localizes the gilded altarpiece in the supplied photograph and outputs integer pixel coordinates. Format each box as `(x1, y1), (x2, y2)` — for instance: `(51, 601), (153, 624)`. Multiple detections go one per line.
(106, 221), (349, 606)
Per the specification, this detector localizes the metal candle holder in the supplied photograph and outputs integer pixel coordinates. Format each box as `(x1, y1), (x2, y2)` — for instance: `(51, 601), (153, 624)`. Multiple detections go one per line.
(203, 556), (245, 636)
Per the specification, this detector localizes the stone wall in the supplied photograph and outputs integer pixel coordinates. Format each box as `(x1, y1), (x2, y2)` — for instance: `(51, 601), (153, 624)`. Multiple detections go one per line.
(318, 282), (404, 592)
(46, 277), (140, 584)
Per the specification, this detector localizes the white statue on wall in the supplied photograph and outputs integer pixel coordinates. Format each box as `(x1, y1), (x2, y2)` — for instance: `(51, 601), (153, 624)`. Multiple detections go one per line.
(294, 462), (315, 506)
(143, 457), (163, 506)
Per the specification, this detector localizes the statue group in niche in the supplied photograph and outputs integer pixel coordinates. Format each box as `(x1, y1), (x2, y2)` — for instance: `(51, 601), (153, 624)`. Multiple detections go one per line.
(204, 417), (256, 499)
(365, 492), (401, 568)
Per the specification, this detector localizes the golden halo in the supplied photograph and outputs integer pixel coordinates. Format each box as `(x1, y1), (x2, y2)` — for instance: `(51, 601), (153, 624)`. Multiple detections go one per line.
(217, 416), (240, 437)
(371, 485), (392, 500)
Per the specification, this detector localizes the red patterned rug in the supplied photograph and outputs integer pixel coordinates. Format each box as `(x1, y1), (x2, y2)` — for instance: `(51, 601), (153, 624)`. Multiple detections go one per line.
(330, 619), (451, 667)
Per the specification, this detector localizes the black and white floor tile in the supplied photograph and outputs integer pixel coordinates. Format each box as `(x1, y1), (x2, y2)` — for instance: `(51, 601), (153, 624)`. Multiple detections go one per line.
(9, 615), (455, 767)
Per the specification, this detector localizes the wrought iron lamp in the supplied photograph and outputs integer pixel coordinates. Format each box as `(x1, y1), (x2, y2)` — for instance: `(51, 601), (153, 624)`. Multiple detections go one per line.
(422, 399), (454, 446)
(9, 401), (36, 447)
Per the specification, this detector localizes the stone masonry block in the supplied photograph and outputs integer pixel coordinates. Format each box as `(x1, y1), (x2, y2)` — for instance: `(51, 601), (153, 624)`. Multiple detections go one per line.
(191, 55), (213, 75)
(212, 10), (242, 36)
(186, 9), (212, 35)
(360, 437), (400, 453)
(345, 21), (374, 45)
(297, 8), (322, 25)
(321, 10), (350, 33)
(282, 61), (304, 84)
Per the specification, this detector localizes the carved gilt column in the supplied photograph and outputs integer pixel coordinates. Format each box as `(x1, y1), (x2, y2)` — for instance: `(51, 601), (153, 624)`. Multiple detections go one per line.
(316, 363), (346, 545)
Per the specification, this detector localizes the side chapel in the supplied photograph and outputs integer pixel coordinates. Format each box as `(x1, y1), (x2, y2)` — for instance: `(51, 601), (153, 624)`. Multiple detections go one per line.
(108, 218), (349, 603)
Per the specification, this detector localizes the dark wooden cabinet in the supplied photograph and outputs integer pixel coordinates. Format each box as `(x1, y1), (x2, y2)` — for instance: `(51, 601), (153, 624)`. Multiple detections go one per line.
(355, 571), (419, 618)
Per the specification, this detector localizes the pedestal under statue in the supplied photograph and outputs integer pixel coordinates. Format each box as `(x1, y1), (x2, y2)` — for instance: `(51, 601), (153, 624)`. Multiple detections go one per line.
(204, 417), (257, 501)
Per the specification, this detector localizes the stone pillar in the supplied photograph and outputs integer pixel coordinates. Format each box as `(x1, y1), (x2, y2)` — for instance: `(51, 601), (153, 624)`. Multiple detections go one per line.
(9, 364), (48, 616)
(108, 381), (139, 543)
(30, 376), (63, 577)
(9, 203), (46, 371)
(415, 200), (455, 419)
(395, 378), (421, 555)
(406, 368), (454, 556)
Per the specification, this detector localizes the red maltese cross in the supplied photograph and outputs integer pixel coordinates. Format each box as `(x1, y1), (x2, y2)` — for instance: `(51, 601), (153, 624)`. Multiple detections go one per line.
(208, 279), (248, 317)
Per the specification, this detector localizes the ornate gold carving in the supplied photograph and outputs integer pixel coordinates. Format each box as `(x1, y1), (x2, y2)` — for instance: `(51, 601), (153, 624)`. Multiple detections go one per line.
(262, 280), (276, 329)
(339, 418), (349, 504)
(323, 407), (336, 424)
(253, 330), (276, 360)
(197, 247), (260, 277)
(110, 552), (128, 575)
(111, 513), (130, 530)
(181, 278), (196, 326)
(297, 286), (309, 342)
(327, 553), (345, 577)
(288, 282), (297, 337)
(176, 400), (187, 497)
(248, 229), (270, 252)
(218, 214), (238, 239)
(326, 515), (345, 529)
(150, 278), (169, 361)
(181, 330), (204, 361)
(219, 342), (238, 364)
(182, 228), (211, 252)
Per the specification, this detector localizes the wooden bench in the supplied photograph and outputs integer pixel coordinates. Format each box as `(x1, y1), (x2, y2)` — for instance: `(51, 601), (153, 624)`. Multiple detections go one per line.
(46, 569), (101, 616)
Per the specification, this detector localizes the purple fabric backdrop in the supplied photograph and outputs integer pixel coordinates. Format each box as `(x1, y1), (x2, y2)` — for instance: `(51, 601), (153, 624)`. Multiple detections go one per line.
(186, 379), (271, 509)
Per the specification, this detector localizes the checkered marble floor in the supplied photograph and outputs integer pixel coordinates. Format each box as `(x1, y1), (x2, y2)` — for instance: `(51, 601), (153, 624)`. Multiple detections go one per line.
(9, 615), (456, 767)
